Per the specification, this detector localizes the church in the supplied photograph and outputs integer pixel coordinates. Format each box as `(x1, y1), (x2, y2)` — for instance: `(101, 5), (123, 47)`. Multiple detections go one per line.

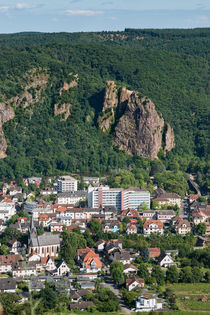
(28, 218), (61, 258)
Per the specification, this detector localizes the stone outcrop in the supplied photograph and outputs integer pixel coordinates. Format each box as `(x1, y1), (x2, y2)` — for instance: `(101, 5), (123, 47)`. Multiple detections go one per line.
(55, 73), (78, 121)
(54, 103), (71, 121)
(98, 81), (118, 132)
(0, 103), (15, 158)
(99, 82), (175, 159)
(10, 69), (49, 108)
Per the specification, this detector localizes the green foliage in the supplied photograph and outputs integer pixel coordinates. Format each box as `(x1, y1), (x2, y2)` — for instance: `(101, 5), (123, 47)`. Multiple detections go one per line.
(121, 288), (141, 306)
(89, 288), (120, 312)
(151, 266), (165, 285)
(60, 231), (86, 267)
(40, 283), (58, 309)
(166, 265), (179, 283)
(0, 29), (208, 191)
(195, 223), (207, 235)
(110, 261), (124, 284)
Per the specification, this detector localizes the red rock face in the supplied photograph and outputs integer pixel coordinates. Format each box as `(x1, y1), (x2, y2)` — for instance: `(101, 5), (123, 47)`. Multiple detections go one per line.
(99, 81), (175, 159)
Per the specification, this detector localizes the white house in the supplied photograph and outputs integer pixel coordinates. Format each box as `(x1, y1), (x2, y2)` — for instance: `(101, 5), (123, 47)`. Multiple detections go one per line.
(143, 220), (164, 235)
(158, 254), (176, 268)
(56, 260), (70, 275)
(126, 277), (144, 291)
(135, 293), (163, 312)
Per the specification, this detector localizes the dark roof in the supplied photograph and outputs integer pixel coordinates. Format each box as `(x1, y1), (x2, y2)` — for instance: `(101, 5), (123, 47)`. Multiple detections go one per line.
(0, 278), (16, 290)
(70, 301), (93, 310)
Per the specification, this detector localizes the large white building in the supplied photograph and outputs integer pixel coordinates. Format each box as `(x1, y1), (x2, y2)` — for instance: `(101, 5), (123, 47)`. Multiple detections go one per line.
(0, 197), (16, 222)
(88, 186), (150, 211)
(57, 191), (87, 205)
(57, 176), (78, 193)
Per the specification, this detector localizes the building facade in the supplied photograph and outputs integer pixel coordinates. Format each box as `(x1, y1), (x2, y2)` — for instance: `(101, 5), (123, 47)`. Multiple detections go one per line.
(88, 186), (150, 211)
(57, 176), (78, 192)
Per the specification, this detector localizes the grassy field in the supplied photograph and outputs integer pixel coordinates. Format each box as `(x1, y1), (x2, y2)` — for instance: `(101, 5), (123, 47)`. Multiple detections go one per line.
(168, 283), (210, 294)
(133, 312), (210, 315)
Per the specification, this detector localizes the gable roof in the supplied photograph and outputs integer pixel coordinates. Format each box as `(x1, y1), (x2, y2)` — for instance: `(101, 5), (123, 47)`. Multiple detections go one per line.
(143, 220), (163, 229)
(126, 277), (144, 287)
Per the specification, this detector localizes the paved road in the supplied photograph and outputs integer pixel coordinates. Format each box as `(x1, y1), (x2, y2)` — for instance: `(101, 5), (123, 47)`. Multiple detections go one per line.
(102, 276), (131, 315)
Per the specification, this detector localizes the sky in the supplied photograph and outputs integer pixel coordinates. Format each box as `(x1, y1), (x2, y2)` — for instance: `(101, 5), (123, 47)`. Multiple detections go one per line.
(0, 0), (210, 33)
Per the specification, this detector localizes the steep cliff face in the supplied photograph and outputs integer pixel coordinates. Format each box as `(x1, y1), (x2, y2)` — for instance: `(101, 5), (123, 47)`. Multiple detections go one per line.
(99, 82), (175, 159)
(0, 103), (15, 158)
(98, 81), (118, 132)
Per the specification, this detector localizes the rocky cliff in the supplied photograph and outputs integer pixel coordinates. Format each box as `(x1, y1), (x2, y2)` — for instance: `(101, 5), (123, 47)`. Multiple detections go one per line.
(0, 103), (15, 158)
(99, 81), (175, 159)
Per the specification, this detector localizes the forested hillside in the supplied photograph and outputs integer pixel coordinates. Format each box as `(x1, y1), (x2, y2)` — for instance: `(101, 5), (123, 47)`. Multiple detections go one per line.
(0, 29), (209, 192)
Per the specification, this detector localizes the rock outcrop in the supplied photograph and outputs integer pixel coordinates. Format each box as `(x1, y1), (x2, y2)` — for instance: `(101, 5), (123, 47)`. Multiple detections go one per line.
(99, 82), (175, 159)
(98, 81), (118, 132)
(54, 73), (78, 121)
(0, 103), (15, 158)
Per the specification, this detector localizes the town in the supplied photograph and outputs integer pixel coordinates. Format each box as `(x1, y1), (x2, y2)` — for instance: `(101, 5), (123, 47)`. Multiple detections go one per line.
(0, 174), (209, 314)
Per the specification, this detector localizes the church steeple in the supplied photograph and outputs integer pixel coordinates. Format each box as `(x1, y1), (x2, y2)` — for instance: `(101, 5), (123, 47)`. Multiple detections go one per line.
(28, 216), (37, 245)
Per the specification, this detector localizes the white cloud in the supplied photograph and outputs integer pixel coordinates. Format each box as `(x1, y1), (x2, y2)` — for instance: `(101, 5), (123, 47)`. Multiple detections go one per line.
(0, 6), (9, 12)
(64, 9), (103, 16)
(15, 3), (36, 9)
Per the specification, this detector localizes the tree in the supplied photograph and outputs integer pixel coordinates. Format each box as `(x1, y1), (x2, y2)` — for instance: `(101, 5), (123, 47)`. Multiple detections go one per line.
(151, 266), (165, 285)
(110, 261), (124, 284)
(204, 270), (210, 283)
(164, 287), (178, 310)
(40, 284), (58, 309)
(166, 265), (179, 283)
(123, 217), (130, 224)
(88, 219), (102, 234)
(0, 244), (9, 255)
(137, 263), (150, 283)
(195, 223), (206, 235)
(192, 267), (203, 283)
(121, 288), (141, 306)
(140, 247), (149, 262)
(60, 231), (86, 267)
(179, 266), (193, 283)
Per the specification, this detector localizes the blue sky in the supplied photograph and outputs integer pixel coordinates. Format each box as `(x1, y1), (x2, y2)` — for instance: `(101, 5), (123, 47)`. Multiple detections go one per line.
(0, 0), (210, 33)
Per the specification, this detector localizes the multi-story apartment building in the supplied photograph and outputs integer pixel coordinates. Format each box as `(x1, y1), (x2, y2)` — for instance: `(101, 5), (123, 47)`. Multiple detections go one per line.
(57, 176), (78, 193)
(88, 186), (150, 211)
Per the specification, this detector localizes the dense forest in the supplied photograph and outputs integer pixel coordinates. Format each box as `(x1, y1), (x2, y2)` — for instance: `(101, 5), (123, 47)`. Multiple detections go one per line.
(0, 29), (209, 193)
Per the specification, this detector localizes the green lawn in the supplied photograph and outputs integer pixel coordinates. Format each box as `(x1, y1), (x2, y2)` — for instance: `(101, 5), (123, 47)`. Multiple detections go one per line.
(168, 283), (210, 294)
(183, 299), (210, 311)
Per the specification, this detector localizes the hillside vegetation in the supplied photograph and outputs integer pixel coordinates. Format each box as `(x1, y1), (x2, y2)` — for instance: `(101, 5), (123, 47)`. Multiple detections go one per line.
(0, 29), (209, 192)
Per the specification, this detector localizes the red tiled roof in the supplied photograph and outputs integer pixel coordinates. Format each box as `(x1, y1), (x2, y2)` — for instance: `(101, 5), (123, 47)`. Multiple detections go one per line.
(143, 220), (163, 229)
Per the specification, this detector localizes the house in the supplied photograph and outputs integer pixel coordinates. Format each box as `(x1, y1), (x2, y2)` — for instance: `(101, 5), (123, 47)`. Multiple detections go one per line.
(77, 248), (102, 273)
(0, 278), (16, 293)
(140, 210), (156, 220)
(172, 217), (191, 235)
(135, 293), (163, 312)
(50, 222), (63, 233)
(192, 205), (210, 224)
(123, 264), (138, 275)
(121, 209), (139, 221)
(7, 239), (22, 255)
(70, 289), (91, 303)
(158, 253), (176, 268)
(189, 194), (199, 203)
(127, 224), (138, 234)
(148, 248), (161, 259)
(9, 186), (22, 196)
(12, 262), (37, 277)
(40, 187), (57, 195)
(126, 277), (144, 291)
(109, 249), (131, 265)
(153, 189), (181, 208)
(56, 260), (70, 275)
(156, 210), (176, 222)
(0, 196), (16, 222)
(70, 301), (94, 311)
(0, 254), (22, 274)
(102, 220), (120, 233)
(57, 191), (87, 205)
(17, 217), (28, 224)
(95, 240), (106, 252)
(143, 220), (164, 235)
